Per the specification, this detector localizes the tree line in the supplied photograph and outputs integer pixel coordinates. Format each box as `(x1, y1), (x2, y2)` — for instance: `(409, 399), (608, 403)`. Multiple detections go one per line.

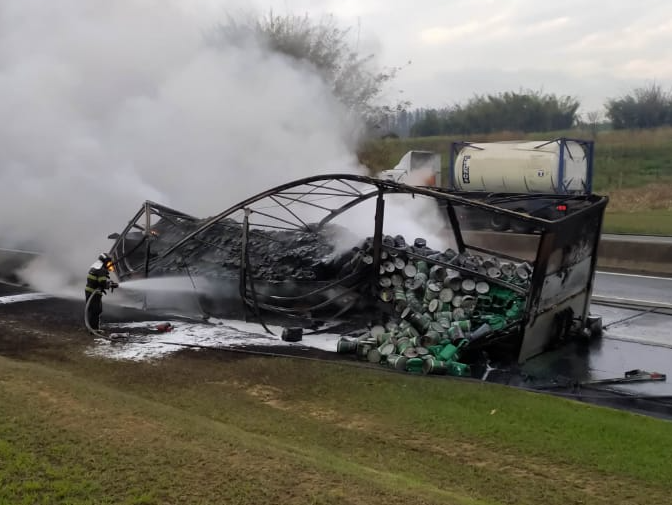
(214, 13), (672, 137)
(404, 91), (579, 137)
(386, 83), (672, 137)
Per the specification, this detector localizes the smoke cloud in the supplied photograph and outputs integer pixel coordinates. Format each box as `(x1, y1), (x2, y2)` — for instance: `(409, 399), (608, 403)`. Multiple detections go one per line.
(0, 0), (450, 295)
(0, 0), (370, 291)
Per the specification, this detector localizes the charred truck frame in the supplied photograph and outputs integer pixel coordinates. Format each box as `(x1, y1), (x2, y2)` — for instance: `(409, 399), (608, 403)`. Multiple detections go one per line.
(107, 175), (607, 364)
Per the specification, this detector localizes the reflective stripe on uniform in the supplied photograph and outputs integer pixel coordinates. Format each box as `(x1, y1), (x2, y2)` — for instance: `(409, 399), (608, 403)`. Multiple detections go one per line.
(87, 274), (98, 281)
(85, 286), (97, 293)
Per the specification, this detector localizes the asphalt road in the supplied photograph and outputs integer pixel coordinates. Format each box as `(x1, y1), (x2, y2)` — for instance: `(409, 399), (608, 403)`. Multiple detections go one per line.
(593, 271), (672, 305)
(601, 234), (672, 244)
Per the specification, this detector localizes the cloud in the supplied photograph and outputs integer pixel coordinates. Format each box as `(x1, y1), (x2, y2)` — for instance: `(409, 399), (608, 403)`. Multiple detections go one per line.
(419, 15), (510, 45)
(525, 16), (569, 34)
(617, 59), (672, 80)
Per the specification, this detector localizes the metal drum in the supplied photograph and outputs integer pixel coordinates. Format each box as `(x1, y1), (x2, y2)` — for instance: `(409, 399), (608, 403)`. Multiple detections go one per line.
(429, 265), (446, 282)
(391, 274), (404, 288)
(448, 277), (462, 292)
(423, 282), (441, 304)
(379, 288), (393, 302)
(487, 267), (502, 279)
(500, 262), (515, 278)
(415, 260), (429, 275)
(476, 281), (490, 295)
(461, 278), (476, 294)
(403, 263), (418, 278)
(393, 287), (407, 311)
(461, 295), (477, 312)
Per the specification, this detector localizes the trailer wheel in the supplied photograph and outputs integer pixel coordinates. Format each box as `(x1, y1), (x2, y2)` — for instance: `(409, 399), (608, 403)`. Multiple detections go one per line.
(511, 209), (534, 234)
(490, 214), (510, 232)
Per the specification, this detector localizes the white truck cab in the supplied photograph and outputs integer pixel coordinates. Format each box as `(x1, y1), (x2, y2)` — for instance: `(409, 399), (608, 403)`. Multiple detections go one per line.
(378, 150), (442, 186)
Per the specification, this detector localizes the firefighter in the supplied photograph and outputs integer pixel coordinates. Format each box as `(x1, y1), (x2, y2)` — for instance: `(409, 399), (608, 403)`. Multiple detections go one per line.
(85, 253), (118, 332)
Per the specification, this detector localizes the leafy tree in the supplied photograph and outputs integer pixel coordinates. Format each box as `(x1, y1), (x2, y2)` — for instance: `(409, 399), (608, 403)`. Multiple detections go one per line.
(211, 12), (408, 127)
(410, 110), (441, 137)
(409, 90), (580, 136)
(605, 83), (672, 129)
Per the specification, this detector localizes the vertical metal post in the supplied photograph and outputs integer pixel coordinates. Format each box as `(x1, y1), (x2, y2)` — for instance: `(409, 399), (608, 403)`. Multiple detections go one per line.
(371, 190), (385, 286)
(448, 142), (457, 190)
(141, 202), (152, 310)
(143, 202), (151, 278)
(240, 208), (250, 303)
(444, 202), (466, 253)
(524, 228), (556, 326)
(558, 138), (566, 193)
(582, 206), (605, 323)
(586, 140), (595, 193)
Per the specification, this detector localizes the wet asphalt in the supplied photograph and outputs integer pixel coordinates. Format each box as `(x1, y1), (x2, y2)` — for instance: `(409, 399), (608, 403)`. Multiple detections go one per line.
(594, 271), (672, 305)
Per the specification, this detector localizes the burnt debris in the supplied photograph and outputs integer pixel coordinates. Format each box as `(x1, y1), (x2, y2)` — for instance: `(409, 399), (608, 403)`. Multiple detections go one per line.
(107, 174), (608, 365)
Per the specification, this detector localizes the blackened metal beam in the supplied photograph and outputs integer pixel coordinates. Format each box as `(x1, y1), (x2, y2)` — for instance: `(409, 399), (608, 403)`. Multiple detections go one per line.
(371, 190), (385, 290)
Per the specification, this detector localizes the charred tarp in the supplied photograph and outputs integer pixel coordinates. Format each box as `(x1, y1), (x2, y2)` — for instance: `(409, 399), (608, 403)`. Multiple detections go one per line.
(107, 175), (607, 363)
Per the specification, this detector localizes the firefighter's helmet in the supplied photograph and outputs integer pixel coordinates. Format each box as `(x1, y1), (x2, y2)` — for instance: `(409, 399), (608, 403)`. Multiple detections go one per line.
(98, 253), (114, 272)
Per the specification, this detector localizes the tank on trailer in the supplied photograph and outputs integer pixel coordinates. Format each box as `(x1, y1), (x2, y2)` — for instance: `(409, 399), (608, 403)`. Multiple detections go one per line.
(449, 139), (594, 194)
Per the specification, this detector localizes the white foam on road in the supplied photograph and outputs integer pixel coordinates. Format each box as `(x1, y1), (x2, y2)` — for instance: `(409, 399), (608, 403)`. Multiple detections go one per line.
(0, 293), (52, 304)
(87, 318), (343, 361)
(591, 303), (672, 348)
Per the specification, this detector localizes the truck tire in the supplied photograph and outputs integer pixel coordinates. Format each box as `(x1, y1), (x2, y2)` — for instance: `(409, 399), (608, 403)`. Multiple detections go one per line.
(490, 214), (510, 232)
(511, 208), (534, 234)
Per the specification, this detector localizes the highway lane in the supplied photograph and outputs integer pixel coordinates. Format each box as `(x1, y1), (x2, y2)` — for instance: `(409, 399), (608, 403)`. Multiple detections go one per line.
(602, 234), (672, 244)
(593, 271), (672, 305)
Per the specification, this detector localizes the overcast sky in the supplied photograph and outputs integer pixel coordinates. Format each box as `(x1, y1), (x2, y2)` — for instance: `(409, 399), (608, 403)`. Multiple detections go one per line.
(234, 0), (672, 115)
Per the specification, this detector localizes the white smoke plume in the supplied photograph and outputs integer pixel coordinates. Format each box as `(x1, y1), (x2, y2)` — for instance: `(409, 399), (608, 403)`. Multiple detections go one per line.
(331, 163), (454, 253)
(0, 0), (368, 292)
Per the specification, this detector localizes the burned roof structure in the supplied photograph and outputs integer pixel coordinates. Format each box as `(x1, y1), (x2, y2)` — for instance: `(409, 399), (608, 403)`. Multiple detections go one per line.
(107, 174), (608, 363)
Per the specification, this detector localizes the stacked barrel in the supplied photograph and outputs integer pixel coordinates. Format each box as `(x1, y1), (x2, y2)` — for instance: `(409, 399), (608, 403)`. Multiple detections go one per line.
(337, 235), (532, 376)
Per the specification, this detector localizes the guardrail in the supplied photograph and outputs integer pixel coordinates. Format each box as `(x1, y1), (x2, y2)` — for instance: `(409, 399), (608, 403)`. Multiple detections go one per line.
(463, 232), (672, 275)
(0, 248), (40, 281)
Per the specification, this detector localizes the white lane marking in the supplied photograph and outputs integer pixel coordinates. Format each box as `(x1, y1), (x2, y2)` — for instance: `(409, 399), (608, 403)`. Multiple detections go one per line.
(591, 295), (672, 310)
(0, 293), (52, 304)
(596, 271), (672, 281)
(0, 247), (40, 255)
(0, 279), (26, 288)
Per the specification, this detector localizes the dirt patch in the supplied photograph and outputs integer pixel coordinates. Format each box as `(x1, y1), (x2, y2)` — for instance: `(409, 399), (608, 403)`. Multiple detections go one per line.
(606, 182), (672, 211)
(245, 383), (290, 410)
(395, 433), (636, 500)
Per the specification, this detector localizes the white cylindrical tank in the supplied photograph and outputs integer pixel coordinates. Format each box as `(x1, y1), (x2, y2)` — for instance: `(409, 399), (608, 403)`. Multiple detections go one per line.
(452, 140), (588, 193)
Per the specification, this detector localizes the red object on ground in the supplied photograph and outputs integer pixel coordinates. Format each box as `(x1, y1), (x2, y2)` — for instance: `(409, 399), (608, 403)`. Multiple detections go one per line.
(156, 323), (173, 333)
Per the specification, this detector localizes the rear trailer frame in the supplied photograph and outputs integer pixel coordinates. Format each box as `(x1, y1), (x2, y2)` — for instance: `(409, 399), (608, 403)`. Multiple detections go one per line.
(107, 175), (607, 363)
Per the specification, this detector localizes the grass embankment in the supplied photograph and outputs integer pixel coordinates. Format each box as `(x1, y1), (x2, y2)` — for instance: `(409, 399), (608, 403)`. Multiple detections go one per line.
(359, 127), (672, 235)
(2, 348), (672, 504)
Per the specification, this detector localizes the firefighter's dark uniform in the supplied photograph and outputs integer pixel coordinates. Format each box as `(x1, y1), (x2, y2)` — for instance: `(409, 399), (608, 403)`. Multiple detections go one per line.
(85, 259), (111, 331)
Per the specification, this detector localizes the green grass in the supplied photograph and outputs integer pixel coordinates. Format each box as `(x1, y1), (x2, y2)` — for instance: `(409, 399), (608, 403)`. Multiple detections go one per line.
(2, 345), (672, 505)
(603, 210), (672, 235)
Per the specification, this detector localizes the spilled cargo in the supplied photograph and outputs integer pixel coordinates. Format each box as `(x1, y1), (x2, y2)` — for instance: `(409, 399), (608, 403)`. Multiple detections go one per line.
(334, 238), (529, 375)
(106, 174), (608, 368)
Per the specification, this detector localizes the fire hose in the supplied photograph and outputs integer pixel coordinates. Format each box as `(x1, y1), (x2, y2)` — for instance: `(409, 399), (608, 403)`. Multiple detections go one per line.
(84, 288), (104, 336)
(84, 283), (118, 336)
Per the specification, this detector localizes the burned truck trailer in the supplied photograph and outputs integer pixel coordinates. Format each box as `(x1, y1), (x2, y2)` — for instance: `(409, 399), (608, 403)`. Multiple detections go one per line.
(107, 175), (607, 363)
